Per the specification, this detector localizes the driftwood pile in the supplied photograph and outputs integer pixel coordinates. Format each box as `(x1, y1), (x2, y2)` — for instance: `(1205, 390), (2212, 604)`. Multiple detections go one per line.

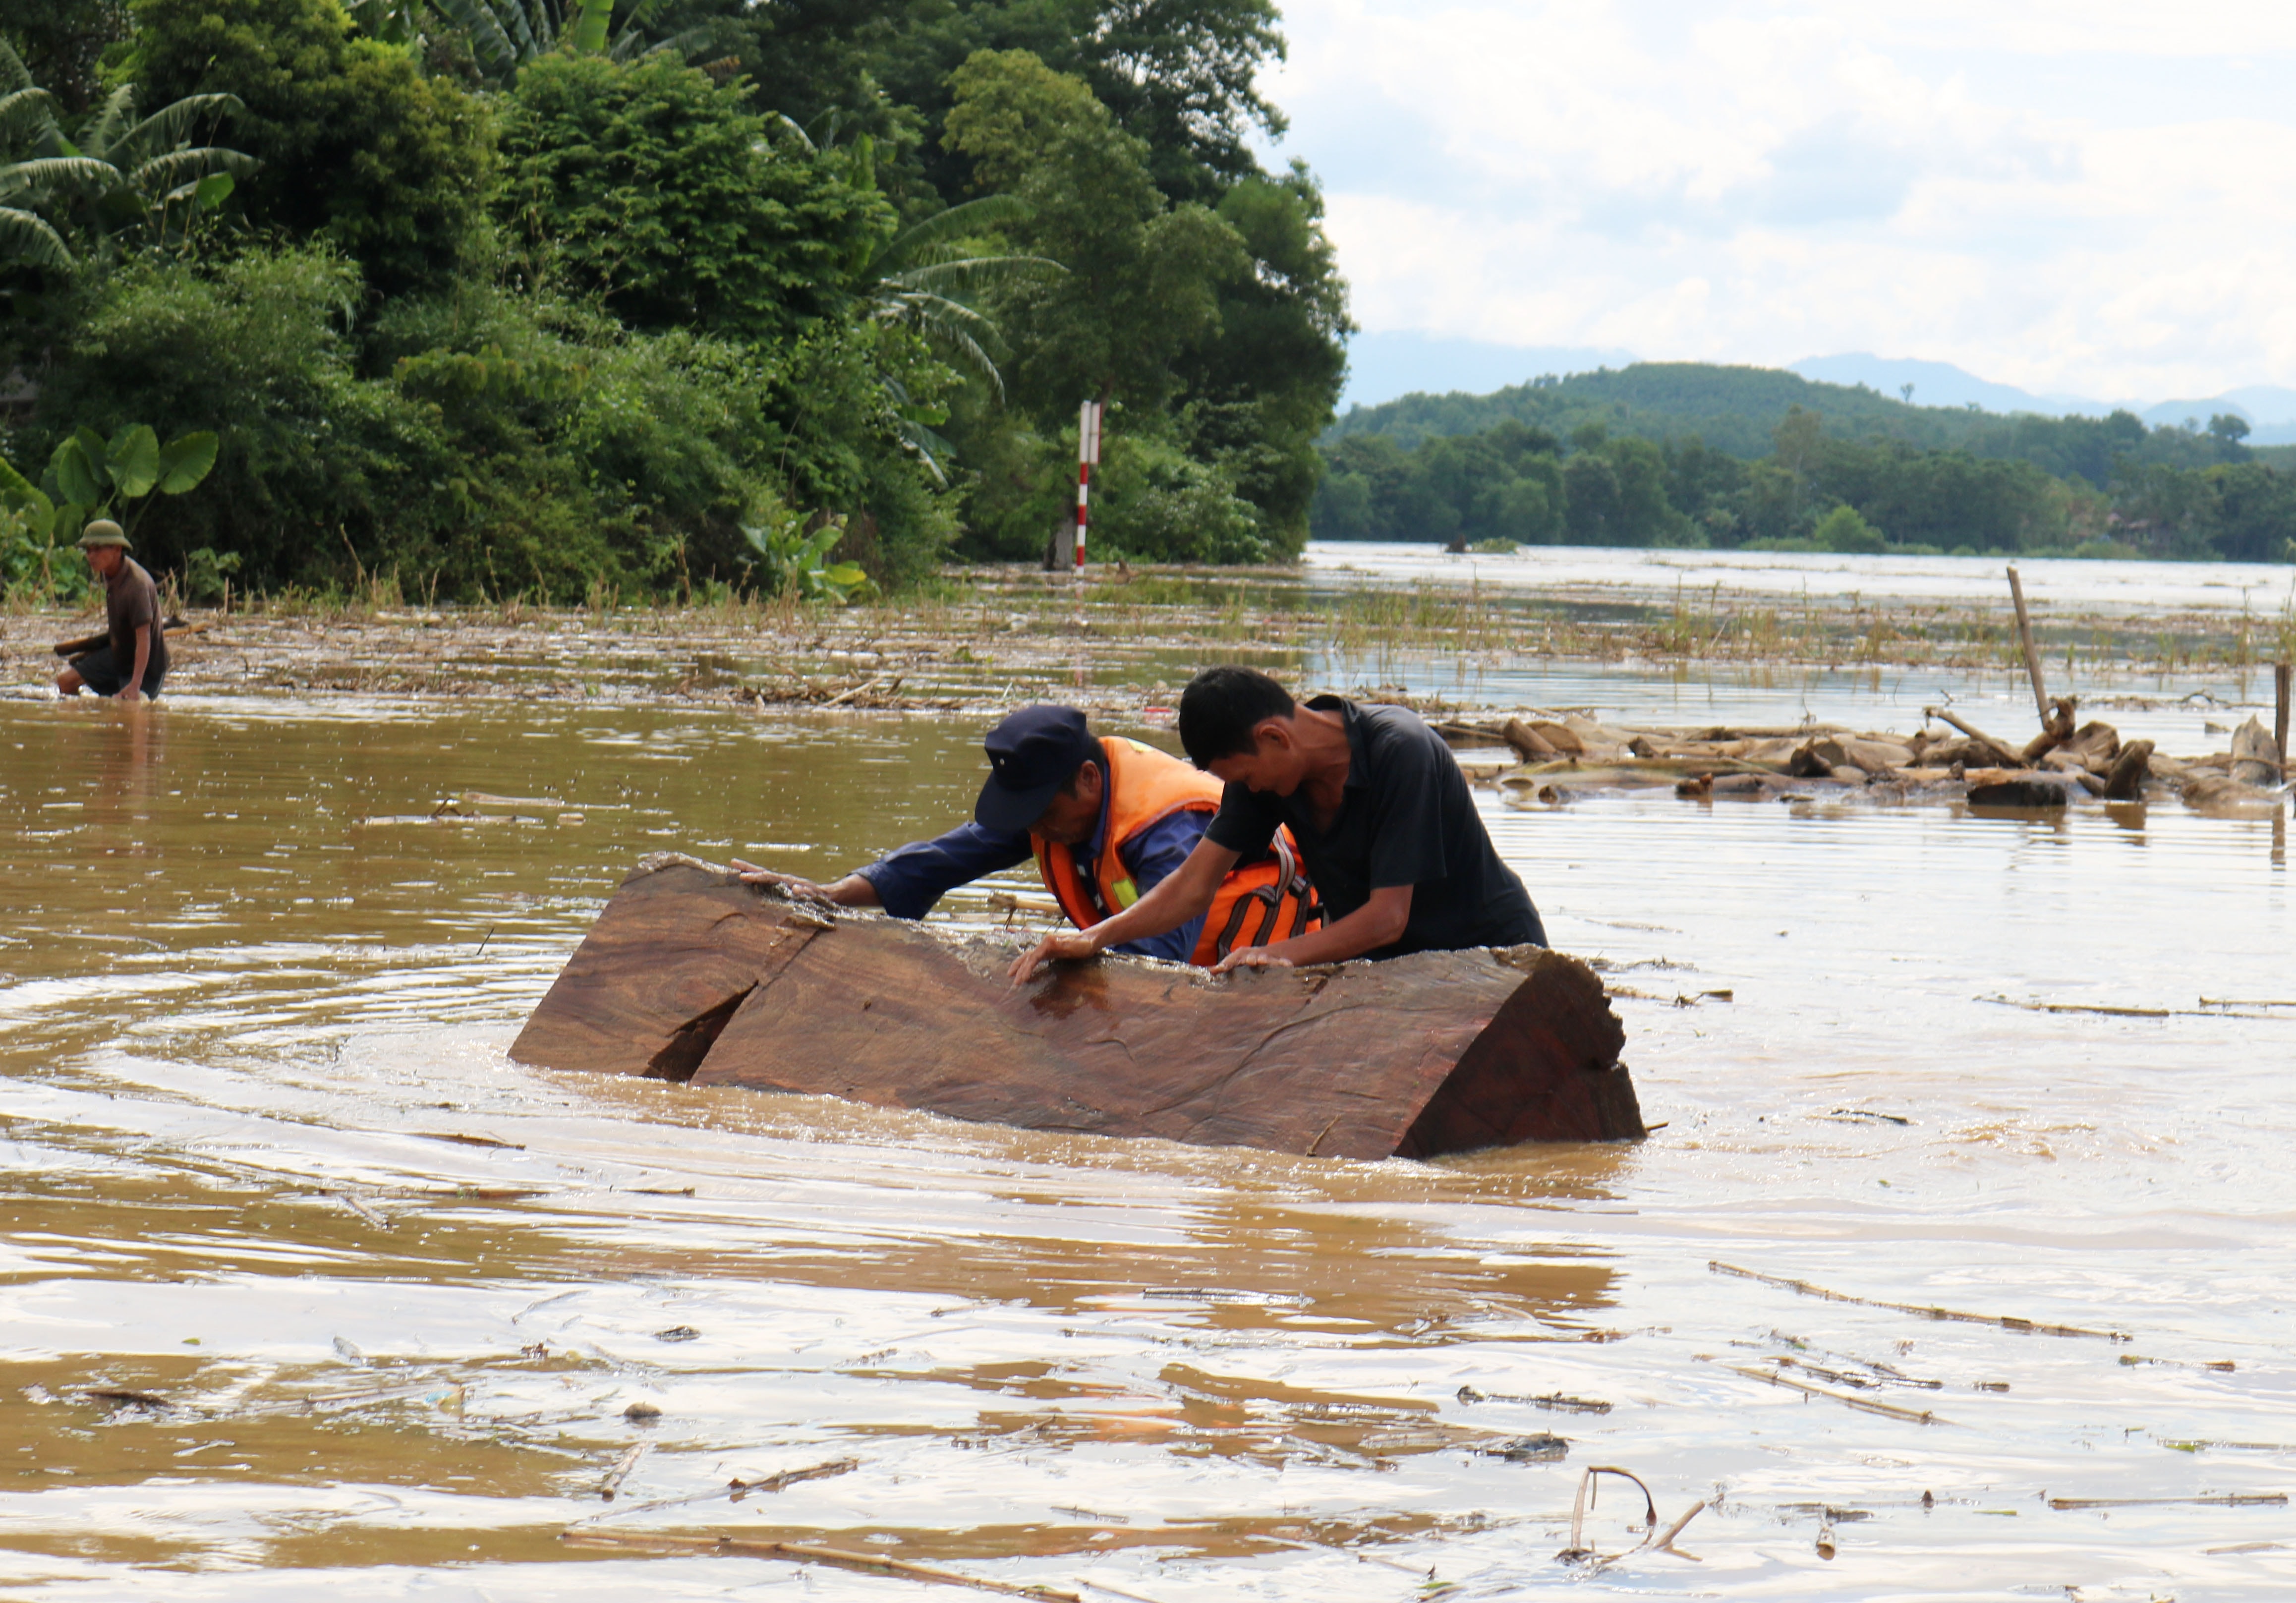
(1434, 702), (2291, 814)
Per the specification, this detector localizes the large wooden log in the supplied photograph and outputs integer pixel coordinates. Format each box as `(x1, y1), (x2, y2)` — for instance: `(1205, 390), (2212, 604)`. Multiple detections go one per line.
(512, 855), (1644, 1160)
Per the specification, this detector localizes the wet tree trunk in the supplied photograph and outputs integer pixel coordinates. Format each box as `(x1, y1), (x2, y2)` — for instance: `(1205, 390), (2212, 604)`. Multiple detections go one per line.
(513, 855), (1645, 1160)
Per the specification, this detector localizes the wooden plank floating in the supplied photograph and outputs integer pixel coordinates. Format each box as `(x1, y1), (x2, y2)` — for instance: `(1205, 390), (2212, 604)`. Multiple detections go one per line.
(512, 855), (1645, 1159)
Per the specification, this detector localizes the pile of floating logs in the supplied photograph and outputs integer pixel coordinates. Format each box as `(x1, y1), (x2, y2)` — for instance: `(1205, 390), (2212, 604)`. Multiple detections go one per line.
(1435, 566), (2292, 815)
(1432, 703), (2287, 813)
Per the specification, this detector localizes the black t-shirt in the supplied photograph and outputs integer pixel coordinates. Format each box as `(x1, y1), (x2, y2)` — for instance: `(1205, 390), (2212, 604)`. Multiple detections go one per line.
(1203, 695), (1545, 957)
(105, 557), (169, 685)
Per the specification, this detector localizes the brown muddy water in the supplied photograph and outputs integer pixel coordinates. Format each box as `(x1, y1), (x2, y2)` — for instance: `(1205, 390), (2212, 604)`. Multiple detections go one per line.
(4, 682), (2296, 1602)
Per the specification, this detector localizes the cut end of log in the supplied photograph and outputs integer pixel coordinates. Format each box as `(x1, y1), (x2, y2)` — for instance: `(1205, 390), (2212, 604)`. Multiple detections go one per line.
(515, 858), (1643, 1160)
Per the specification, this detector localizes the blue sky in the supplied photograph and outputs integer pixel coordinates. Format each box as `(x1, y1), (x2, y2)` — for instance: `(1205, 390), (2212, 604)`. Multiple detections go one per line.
(1258, 0), (2296, 403)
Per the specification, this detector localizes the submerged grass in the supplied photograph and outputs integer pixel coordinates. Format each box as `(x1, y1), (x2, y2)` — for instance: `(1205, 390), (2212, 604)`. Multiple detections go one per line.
(8, 563), (2284, 702)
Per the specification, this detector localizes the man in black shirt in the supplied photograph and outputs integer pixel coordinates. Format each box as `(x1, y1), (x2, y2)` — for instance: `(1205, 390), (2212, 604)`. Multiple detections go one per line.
(1011, 666), (1544, 981)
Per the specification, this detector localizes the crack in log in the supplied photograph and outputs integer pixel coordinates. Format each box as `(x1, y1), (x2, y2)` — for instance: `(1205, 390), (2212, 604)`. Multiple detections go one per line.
(645, 987), (755, 1082)
(680, 925), (822, 1084)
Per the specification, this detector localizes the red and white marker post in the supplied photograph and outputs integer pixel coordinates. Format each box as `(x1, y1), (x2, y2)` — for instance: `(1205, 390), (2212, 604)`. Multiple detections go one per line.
(1075, 399), (1102, 573)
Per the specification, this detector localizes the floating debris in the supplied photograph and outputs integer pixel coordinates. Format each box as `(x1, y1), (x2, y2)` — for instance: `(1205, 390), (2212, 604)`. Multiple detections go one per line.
(560, 1530), (1088, 1599)
(85, 1388), (170, 1411)
(1436, 694), (2288, 817)
(601, 1442), (648, 1499)
(2120, 1354), (2237, 1373)
(2050, 1493), (2285, 1510)
(1455, 1384), (1612, 1415)
(1726, 1364), (1949, 1425)
(1050, 1505), (1130, 1526)
(1709, 1260), (2132, 1341)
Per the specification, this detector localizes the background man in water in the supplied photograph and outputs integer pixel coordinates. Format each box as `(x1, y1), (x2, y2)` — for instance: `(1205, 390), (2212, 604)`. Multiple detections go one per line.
(54, 521), (169, 704)
(1011, 666), (1543, 981)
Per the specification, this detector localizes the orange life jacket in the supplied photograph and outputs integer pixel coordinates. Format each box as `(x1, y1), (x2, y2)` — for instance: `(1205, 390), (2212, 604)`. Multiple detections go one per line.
(1032, 736), (1321, 966)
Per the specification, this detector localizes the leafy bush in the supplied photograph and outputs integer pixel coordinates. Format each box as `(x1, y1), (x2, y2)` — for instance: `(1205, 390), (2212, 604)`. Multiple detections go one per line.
(498, 53), (889, 345)
(1093, 430), (1265, 565)
(1814, 504), (1885, 553)
(131, 0), (493, 294)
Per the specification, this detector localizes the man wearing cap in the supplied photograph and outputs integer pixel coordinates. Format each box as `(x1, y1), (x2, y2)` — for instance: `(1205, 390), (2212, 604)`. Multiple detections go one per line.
(733, 704), (1320, 966)
(54, 521), (169, 703)
(1009, 666), (1546, 984)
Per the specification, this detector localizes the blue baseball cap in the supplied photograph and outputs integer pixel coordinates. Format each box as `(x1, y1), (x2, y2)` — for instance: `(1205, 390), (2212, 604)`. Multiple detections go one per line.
(976, 705), (1098, 833)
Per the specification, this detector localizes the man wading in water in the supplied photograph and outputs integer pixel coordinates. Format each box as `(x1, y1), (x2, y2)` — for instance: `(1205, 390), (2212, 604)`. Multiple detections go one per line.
(53, 521), (169, 703)
(1010, 666), (1545, 982)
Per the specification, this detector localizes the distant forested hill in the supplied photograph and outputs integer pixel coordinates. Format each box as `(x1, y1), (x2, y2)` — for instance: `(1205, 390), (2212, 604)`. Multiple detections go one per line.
(1311, 361), (2289, 561)
(1326, 363), (1988, 456)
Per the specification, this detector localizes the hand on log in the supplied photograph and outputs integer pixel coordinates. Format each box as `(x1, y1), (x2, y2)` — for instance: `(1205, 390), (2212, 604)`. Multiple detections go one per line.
(1010, 927), (1101, 985)
(729, 859), (844, 906)
(1212, 946), (1295, 976)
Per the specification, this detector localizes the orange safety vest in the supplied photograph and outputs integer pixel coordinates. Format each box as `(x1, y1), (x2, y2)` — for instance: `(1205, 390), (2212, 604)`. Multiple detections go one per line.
(1032, 736), (1321, 966)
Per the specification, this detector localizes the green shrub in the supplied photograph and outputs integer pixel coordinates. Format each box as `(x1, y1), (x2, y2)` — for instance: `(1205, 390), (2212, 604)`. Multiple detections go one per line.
(1814, 504), (1887, 553)
(131, 0), (492, 295)
(1093, 430), (1265, 565)
(497, 52), (889, 345)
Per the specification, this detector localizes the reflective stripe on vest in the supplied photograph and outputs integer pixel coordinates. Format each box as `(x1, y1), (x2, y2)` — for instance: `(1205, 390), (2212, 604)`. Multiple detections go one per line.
(1032, 736), (1321, 966)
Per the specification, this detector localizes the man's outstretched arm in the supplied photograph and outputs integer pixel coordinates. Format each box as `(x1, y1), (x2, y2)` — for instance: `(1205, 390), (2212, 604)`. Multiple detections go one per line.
(738, 823), (1030, 917)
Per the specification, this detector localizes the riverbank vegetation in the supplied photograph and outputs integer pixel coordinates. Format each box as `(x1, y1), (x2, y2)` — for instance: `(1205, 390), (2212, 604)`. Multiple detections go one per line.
(1316, 368), (2296, 561)
(0, 0), (1348, 604)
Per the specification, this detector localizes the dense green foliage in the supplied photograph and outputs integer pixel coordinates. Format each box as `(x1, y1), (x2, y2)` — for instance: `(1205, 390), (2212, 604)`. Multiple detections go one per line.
(0, 0), (1346, 598)
(1313, 397), (2296, 563)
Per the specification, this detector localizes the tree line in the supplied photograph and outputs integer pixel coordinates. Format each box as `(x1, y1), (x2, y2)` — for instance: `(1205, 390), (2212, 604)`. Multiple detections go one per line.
(0, 0), (1349, 602)
(1314, 402), (2296, 562)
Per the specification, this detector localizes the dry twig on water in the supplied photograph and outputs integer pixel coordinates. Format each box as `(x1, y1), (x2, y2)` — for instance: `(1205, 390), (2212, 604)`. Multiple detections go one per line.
(2049, 1493), (2285, 1510)
(1708, 1260), (2131, 1342)
(573, 1456), (861, 1524)
(599, 1443), (647, 1500)
(1550, 1464), (1707, 1568)
(559, 1530), (1088, 1600)
(1726, 1364), (1949, 1425)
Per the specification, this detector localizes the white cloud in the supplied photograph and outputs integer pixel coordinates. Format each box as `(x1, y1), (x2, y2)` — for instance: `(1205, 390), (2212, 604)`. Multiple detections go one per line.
(1267, 0), (2296, 396)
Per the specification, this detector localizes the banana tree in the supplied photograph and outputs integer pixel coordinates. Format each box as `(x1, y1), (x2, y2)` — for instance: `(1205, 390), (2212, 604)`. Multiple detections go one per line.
(853, 192), (1063, 405)
(0, 42), (249, 259)
(0, 43), (86, 267)
(430, 0), (691, 84)
(740, 515), (871, 604)
(45, 85), (253, 247)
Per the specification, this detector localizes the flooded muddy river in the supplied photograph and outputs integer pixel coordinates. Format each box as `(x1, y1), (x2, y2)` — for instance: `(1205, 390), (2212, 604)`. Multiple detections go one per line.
(5, 672), (2296, 1601)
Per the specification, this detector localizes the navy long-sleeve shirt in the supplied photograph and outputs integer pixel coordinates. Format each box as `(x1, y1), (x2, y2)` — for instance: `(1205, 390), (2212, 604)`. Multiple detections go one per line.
(853, 775), (1210, 963)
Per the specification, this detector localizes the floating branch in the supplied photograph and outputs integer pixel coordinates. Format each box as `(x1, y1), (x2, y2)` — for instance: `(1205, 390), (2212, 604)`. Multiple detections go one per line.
(1709, 1261), (2130, 1342)
(1727, 1365), (1949, 1425)
(559, 1531), (1087, 1599)
(2049, 1493), (2285, 1510)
